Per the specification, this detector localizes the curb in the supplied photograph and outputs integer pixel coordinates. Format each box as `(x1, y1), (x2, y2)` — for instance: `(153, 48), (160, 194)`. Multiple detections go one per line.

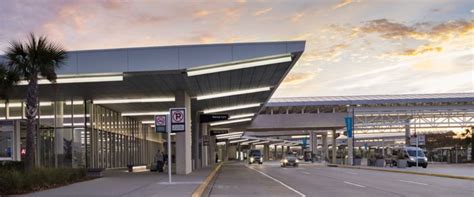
(331, 164), (474, 181)
(192, 162), (224, 197)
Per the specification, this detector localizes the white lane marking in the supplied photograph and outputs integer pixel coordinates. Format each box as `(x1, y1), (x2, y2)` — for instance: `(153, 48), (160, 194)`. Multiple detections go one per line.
(301, 171), (311, 175)
(345, 172), (358, 175)
(399, 180), (428, 186)
(247, 166), (306, 197)
(344, 181), (366, 188)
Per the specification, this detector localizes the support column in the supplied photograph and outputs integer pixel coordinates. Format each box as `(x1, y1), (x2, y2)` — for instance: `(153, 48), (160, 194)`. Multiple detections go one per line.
(280, 145), (284, 158)
(209, 135), (216, 164)
(175, 91), (192, 174)
(405, 119), (411, 145)
(322, 132), (328, 163)
(273, 145), (277, 160)
(192, 112), (201, 170)
(54, 101), (65, 167)
(201, 123), (209, 167)
(224, 141), (229, 161)
(264, 144), (269, 161)
(332, 129), (337, 164)
(310, 131), (317, 161)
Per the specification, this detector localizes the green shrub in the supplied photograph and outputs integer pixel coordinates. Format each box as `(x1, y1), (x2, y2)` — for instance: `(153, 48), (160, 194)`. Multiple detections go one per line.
(0, 167), (88, 195)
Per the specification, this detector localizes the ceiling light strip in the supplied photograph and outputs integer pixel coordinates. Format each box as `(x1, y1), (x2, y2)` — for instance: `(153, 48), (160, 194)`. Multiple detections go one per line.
(203, 103), (261, 114)
(122, 111), (168, 116)
(95, 97), (175, 104)
(229, 113), (255, 120)
(187, 54), (292, 77)
(17, 74), (123, 85)
(210, 118), (252, 126)
(196, 87), (271, 100)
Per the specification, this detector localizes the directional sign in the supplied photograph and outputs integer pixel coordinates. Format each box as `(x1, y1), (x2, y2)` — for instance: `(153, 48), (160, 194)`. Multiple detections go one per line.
(200, 114), (229, 123)
(170, 108), (186, 132)
(155, 115), (167, 133)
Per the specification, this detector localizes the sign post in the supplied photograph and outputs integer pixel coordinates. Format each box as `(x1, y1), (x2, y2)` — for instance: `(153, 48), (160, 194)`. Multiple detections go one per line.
(166, 114), (172, 184)
(167, 108), (186, 183)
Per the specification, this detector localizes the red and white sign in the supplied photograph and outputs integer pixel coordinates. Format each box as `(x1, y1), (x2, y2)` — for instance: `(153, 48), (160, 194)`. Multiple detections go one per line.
(155, 115), (166, 126)
(170, 108), (186, 132)
(171, 109), (185, 124)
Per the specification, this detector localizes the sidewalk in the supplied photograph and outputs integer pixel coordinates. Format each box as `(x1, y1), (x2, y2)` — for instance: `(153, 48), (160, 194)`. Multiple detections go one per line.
(20, 166), (215, 197)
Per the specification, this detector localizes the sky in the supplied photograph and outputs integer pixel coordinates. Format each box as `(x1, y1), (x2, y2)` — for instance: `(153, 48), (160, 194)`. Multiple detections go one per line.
(0, 0), (473, 98)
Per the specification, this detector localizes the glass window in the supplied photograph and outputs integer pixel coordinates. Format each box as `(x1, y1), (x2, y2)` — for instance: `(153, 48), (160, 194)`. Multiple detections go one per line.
(0, 121), (14, 159)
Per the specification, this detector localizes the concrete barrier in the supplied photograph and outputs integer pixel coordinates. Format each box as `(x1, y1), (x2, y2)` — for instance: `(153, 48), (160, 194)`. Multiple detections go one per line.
(192, 162), (224, 197)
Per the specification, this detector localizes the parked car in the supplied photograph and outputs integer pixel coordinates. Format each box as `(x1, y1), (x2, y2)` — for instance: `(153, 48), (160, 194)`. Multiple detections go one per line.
(248, 149), (263, 165)
(281, 153), (299, 167)
(391, 146), (428, 168)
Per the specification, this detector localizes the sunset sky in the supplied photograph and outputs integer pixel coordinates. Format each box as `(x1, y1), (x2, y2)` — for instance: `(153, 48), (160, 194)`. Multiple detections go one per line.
(1, 0), (473, 97)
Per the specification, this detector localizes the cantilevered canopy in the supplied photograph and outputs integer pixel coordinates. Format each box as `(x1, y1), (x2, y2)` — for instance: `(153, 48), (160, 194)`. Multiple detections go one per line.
(1, 41), (305, 125)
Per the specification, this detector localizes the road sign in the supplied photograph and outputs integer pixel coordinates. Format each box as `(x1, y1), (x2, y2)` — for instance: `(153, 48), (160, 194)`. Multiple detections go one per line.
(155, 115), (167, 133)
(410, 135), (425, 145)
(200, 114), (229, 123)
(170, 108), (186, 132)
(210, 130), (228, 136)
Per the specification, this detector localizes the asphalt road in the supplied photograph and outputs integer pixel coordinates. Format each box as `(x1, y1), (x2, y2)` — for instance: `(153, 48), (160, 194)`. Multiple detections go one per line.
(209, 161), (474, 197)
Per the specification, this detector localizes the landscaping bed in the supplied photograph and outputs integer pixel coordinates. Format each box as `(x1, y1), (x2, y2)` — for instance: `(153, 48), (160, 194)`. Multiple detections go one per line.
(0, 162), (90, 195)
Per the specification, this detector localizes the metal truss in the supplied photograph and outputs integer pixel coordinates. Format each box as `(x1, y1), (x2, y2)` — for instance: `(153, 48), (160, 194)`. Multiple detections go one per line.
(353, 107), (474, 130)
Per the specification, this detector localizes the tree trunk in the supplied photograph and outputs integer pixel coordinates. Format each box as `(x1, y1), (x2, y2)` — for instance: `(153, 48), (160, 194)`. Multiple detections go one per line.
(25, 77), (38, 171)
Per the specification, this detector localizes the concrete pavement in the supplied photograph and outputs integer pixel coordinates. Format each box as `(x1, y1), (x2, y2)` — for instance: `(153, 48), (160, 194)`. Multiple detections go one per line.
(210, 161), (474, 197)
(21, 166), (214, 197)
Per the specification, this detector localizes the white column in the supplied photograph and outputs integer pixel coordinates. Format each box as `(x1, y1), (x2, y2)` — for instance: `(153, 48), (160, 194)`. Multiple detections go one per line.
(201, 123), (209, 167)
(322, 133), (328, 162)
(332, 130), (337, 164)
(175, 91), (192, 174)
(405, 119), (411, 145)
(264, 144), (269, 161)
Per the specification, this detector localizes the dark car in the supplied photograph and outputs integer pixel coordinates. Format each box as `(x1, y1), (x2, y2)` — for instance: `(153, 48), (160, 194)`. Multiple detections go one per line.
(281, 153), (299, 167)
(248, 149), (263, 164)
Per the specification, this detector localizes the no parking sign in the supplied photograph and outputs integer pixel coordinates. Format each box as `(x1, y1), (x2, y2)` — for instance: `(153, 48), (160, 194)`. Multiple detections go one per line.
(154, 115), (167, 133)
(170, 108), (186, 132)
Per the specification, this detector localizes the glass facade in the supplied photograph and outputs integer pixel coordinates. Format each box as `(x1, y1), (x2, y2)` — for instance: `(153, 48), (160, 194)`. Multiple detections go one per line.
(0, 100), (163, 169)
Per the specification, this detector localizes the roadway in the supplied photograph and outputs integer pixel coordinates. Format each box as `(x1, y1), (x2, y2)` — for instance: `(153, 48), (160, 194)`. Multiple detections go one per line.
(209, 161), (474, 197)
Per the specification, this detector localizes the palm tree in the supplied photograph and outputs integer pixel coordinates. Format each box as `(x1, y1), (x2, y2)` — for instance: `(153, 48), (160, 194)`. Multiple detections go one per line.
(2, 33), (66, 171)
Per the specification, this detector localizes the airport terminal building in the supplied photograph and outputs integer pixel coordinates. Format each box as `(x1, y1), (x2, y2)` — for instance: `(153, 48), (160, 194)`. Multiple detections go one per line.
(0, 41), (305, 174)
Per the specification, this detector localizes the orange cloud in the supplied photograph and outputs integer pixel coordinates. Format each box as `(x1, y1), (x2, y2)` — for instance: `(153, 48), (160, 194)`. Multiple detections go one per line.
(282, 72), (316, 85)
(133, 14), (168, 25)
(399, 44), (443, 56)
(194, 10), (210, 18)
(358, 19), (474, 42)
(254, 8), (272, 16)
(291, 12), (304, 22)
(332, 0), (355, 10)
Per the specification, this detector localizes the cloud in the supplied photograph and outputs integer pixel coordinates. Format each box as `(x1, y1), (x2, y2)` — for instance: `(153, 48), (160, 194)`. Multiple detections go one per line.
(133, 14), (168, 25)
(282, 72), (317, 85)
(398, 44), (443, 56)
(291, 12), (304, 22)
(304, 43), (348, 62)
(358, 19), (418, 40)
(253, 8), (272, 16)
(358, 19), (474, 42)
(332, 0), (355, 10)
(102, 0), (123, 10)
(194, 10), (210, 18)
